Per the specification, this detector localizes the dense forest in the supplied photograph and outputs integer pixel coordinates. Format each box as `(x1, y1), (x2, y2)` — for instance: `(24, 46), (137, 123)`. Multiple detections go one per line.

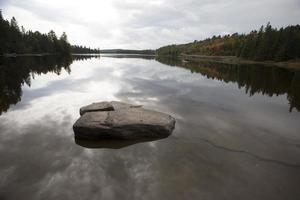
(157, 23), (300, 62)
(0, 11), (100, 55)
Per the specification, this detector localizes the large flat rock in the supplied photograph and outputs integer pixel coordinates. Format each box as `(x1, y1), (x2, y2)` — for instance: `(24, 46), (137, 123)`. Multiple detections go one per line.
(79, 101), (142, 115)
(73, 101), (175, 140)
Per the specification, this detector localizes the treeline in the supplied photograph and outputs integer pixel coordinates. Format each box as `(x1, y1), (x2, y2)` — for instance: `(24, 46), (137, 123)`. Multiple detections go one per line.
(71, 45), (100, 54)
(0, 12), (71, 55)
(0, 12), (101, 55)
(157, 23), (300, 61)
(100, 49), (155, 54)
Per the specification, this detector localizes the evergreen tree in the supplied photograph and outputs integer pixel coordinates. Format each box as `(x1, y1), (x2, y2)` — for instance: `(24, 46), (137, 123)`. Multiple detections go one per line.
(0, 14), (73, 55)
(157, 23), (300, 62)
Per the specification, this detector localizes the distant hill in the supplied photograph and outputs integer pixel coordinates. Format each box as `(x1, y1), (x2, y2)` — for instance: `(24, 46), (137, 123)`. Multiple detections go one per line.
(100, 49), (155, 55)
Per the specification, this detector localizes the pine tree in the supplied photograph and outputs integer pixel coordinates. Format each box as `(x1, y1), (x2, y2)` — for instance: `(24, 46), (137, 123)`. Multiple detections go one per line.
(0, 9), (3, 20)
(10, 17), (19, 31)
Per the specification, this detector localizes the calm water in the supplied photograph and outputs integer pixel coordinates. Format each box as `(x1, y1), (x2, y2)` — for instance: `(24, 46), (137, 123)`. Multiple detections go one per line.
(0, 55), (300, 200)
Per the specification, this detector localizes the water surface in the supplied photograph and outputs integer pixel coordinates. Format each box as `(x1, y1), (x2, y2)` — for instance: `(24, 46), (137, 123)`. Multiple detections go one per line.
(0, 55), (300, 200)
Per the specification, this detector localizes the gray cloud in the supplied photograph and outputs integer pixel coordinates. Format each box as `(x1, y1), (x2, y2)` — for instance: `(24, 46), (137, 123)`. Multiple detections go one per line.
(1, 0), (300, 49)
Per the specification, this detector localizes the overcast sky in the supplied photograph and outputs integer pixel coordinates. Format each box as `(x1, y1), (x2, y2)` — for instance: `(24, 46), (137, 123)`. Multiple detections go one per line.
(1, 0), (300, 49)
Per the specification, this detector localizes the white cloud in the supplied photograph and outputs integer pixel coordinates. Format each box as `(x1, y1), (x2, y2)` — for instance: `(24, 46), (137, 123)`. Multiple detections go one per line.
(1, 0), (300, 49)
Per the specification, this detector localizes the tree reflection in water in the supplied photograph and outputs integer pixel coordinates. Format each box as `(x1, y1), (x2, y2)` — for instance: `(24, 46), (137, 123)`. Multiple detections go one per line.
(0, 55), (99, 115)
(156, 56), (300, 112)
(1, 55), (299, 116)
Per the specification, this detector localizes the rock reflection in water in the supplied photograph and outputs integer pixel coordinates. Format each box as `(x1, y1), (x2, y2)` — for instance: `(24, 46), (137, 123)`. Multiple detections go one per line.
(75, 137), (168, 149)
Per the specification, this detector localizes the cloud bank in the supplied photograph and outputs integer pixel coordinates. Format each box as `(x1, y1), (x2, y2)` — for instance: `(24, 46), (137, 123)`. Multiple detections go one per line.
(1, 0), (300, 49)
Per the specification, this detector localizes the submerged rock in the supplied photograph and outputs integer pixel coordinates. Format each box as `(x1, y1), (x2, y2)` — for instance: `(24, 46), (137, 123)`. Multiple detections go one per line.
(73, 101), (175, 140)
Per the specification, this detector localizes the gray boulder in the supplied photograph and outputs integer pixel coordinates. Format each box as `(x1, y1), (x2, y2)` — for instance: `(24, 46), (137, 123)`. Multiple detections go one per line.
(73, 101), (175, 140)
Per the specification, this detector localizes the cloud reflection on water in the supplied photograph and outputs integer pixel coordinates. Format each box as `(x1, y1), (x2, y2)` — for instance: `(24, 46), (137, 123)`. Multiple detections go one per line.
(0, 56), (300, 199)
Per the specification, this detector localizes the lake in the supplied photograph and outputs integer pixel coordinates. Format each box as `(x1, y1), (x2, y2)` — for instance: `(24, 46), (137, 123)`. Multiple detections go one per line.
(0, 55), (300, 200)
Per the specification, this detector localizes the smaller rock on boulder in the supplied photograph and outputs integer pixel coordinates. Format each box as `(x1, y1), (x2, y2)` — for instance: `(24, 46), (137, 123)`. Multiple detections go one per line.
(73, 101), (176, 140)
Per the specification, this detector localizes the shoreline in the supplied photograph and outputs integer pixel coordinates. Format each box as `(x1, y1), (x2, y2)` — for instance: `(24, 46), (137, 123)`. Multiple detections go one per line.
(2, 53), (300, 69)
(180, 54), (300, 69)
